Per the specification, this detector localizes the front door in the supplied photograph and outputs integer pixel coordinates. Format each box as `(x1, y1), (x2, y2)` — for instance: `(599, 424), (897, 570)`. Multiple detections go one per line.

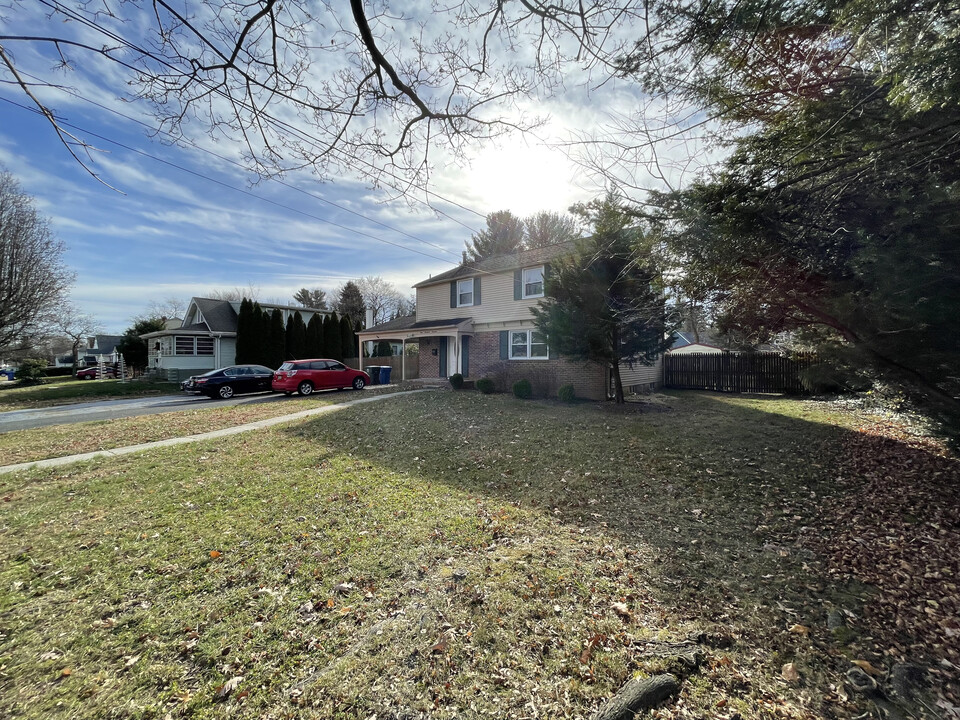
(438, 337), (448, 378)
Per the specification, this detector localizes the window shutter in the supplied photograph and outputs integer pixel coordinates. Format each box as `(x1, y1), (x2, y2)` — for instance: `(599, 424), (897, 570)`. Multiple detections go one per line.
(450, 281), (457, 308)
(513, 270), (522, 300)
(499, 331), (508, 359)
(474, 277), (481, 306)
(462, 336), (470, 377)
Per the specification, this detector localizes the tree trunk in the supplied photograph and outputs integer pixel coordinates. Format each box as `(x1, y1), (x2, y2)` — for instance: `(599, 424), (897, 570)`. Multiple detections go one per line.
(611, 359), (625, 403)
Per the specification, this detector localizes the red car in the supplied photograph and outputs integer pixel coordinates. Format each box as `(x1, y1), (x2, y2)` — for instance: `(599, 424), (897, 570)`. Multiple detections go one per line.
(76, 366), (117, 380)
(272, 359), (370, 396)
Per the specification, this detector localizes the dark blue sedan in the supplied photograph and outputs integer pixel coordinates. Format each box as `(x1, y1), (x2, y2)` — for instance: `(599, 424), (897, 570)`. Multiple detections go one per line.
(181, 365), (275, 399)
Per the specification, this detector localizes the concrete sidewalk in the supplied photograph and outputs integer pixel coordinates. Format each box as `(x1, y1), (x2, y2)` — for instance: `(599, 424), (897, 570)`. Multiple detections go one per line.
(0, 389), (431, 475)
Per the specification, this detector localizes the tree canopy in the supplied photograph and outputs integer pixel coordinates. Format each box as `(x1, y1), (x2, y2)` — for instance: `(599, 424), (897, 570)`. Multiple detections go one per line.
(630, 0), (960, 411)
(2, 0), (642, 191)
(117, 317), (166, 371)
(0, 168), (74, 355)
(293, 288), (327, 310)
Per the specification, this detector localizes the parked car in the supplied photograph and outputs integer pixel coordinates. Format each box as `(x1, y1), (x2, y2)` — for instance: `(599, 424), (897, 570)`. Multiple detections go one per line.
(182, 365), (276, 399)
(76, 366), (117, 380)
(272, 359), (369, 396)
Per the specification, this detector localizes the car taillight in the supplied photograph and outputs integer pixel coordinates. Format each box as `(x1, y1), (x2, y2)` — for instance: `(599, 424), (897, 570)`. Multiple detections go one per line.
(196, 378), (207, 384)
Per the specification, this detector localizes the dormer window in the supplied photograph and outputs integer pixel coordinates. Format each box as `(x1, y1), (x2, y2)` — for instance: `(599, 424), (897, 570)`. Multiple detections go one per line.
(457, 278), (474, 307)
(522, 266), (544, 298)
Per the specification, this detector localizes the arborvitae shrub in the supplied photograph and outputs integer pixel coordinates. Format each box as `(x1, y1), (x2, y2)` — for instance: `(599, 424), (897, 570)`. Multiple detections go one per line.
(449, 373), (464, 390)
(475, 378), (495, 394)
(512, 379), (532, 399)
(558, 384), (576, 403)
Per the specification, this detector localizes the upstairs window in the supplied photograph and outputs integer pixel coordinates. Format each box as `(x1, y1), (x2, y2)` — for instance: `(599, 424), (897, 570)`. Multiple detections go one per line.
(522, 266), (544, 298)
(457, 278), (474, 307)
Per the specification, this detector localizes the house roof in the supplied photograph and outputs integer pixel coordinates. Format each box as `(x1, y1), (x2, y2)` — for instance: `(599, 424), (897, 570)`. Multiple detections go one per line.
(191, 297), (239, 332)
(93, 335), (123, 353)
(414, 241), (577, 289)
(361, 315), (418, 334)
(358, 316), (471, 337)
(670, 331), (724, 351)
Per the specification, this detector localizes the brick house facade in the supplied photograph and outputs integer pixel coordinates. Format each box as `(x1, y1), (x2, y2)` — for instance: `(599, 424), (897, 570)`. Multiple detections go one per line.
(357, 243), (662, 400)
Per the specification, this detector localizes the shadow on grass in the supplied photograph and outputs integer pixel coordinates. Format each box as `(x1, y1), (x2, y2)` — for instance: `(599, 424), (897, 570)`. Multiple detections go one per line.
(279, 389), (959, 700)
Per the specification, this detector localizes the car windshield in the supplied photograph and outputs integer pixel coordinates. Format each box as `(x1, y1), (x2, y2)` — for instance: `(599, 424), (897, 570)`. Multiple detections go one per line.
(278, 362), (295, 371)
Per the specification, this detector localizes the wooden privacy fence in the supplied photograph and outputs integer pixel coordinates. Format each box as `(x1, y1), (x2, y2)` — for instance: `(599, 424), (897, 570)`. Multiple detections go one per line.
(664, 352), (817, 394)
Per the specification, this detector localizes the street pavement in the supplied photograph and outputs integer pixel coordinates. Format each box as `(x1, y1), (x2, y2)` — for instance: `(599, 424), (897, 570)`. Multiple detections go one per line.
(0, 391), (289, 433)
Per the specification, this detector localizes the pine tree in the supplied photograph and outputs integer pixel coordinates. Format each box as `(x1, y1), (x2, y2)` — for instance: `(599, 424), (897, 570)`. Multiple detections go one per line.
(532, 193), (674, 403)
(288, 311), (307, 360)
(324, 312), (342, 360)
(235, 298), (253, 364)
(334, 281), (366, 327)
(249, 303), (269, 366)
(464, 210), (524, 262)
(306, 313), (323, 358)
(268, 308), (285, 368)
(340, 314), (355, 359)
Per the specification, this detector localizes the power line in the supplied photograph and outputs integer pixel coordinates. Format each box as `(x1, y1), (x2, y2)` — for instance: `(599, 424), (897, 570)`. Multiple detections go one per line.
(31, 0), (487, 231)
(13, 72), (466, 260)
(0, 94), (464, 266)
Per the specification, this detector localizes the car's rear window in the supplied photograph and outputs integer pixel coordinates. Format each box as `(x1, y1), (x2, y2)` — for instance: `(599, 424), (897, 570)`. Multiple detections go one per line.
(278, 362), (296, 371)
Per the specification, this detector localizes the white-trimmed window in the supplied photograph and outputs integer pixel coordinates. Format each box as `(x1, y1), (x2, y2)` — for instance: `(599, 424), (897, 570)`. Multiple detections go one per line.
(509, 330), (548, 359)
(457, 278), (474, 307)
(522, 266), (544, 298)
(175, 336), (215, 356)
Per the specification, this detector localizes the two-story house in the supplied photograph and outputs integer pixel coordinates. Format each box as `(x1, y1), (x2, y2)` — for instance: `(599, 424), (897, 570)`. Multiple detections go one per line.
(357, 243), (663, 400)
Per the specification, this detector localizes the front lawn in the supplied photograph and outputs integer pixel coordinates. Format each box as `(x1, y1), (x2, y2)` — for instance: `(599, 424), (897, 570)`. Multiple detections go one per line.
(0, 391), (956, 719)
(0, 378), (178, 410)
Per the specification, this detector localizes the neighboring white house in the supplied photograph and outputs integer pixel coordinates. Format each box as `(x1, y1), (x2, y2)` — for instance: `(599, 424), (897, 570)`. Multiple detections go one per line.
(140, 297), (328, 382)
(668, 331), (726, 354)
(54, 335), (124, 367)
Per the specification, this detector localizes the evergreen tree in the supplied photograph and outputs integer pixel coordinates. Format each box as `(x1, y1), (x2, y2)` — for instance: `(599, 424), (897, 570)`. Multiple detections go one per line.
(532, 193), (674, 403)
(285, 314), (295, 360)
(324, 312), (342, 360)
(340, 314), (355, 359)
(464, 210), (524, 262)
(334, 281), (366, 327)
(116, 317), (165, 371)
(374, 340), (393, 358)
(287, 311), (307, 360)
(306, 313), (323, 358)
(249, 302), (270, 366)
(235, 298), (253, 364)
(268, 308), (285, 368)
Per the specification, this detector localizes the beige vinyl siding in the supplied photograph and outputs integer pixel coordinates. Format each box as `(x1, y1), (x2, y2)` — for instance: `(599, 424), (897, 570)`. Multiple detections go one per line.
(416, 271), (544, 324)
(618, 355), (663, 387)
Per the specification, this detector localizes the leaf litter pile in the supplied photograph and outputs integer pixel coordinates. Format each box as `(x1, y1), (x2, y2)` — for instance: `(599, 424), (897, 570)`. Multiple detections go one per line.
(0, 390), (956, 719)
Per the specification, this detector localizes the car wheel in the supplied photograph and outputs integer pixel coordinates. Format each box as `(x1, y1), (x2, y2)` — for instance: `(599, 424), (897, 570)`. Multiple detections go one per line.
(218, 384), (235, 399)
(298, 381), (314, 396)
(82, 375), (94, 380)
(352, 377), (366, 390)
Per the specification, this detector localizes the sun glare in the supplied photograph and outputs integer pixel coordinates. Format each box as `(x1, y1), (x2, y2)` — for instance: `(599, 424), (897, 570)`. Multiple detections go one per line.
(467, 140), (585, 216)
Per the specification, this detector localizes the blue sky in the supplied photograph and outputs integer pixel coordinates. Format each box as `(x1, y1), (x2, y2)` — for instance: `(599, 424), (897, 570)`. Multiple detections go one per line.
(0, 2), (699, 334)
(1, 89), (598, 334)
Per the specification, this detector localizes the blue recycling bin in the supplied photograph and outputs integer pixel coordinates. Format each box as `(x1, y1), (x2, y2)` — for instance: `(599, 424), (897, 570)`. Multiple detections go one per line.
(379, 366), (393, 384)
(366, 366), (380, 385)
(1, 369), (15, 380)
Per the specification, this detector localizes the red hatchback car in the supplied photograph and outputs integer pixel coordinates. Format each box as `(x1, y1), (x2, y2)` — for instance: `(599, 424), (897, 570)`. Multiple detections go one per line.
(272, 359), (370, 396)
